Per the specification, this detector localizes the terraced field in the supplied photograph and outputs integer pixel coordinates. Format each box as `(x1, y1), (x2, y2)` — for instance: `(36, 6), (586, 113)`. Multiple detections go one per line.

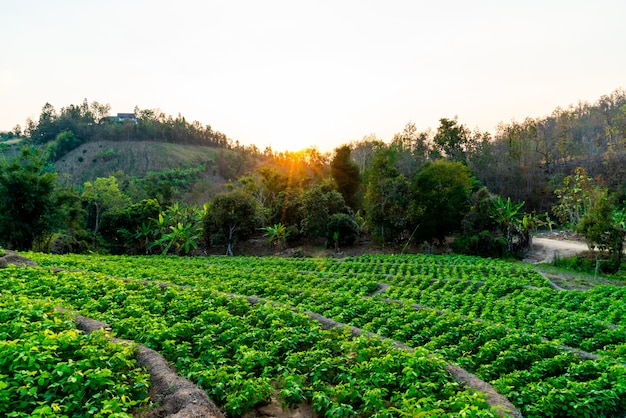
(3, 252), (626, 417)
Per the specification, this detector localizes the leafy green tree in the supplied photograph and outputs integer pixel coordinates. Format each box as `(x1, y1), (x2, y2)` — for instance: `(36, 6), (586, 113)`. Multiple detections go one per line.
(50, 186), (89, 253)
(300, 182), (350, 242)
(330, 145), (361, 210)
(204, 190), (260, 255)
(455, 188), (549, 258)
(577, 190), (626, 273)
(553, 167), (598, 227)
(327, 213), (359, 248)
(552, 167), (626, 271)
(82, 176), (131, 248)
(492, 195), (527, 254)
(151, 203), (205, 256)
(45, 130), (81, 161)
(410, 160), (475, 244)
(433, 117), (470, 163)
(264, 223), (289, 252)
(364, 148), (411, 247)
(0, 147), (59, 250)
(99, 198), (161, 254)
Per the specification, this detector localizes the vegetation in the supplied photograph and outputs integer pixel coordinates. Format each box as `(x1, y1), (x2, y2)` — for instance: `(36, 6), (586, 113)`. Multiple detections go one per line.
(0, 88), (625, 265)
(3, 86), (626, 417)
(17, 252), (626, 417)
(0, 147), (59, 250)
(0, 293), (149, 416)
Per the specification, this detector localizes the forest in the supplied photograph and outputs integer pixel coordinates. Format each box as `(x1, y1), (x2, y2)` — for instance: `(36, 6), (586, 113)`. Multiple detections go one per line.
(1, 88), (626, 271)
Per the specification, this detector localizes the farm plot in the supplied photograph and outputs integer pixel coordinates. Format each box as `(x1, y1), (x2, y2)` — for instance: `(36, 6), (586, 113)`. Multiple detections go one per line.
(0, 294), (150, 417)
(2, 264), (500, 417)
(22, 253), (626, 417)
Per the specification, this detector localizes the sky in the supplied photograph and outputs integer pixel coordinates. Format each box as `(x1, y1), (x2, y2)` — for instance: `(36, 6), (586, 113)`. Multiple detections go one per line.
(1, 1), (625, 152)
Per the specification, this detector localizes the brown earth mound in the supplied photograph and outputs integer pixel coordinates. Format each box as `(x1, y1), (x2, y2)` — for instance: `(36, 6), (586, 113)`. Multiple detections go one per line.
(0, 250), (38, 268)
(74, 314), (224, 418)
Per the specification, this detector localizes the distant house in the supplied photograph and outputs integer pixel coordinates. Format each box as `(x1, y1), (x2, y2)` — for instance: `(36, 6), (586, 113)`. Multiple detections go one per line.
(107, 113), (138, 124)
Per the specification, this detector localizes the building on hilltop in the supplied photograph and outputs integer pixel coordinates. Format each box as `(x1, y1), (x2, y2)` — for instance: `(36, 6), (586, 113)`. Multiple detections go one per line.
(107, 113), (137, 124)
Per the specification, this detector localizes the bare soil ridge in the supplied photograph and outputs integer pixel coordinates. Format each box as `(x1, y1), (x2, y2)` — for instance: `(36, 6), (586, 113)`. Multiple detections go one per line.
(0, 251), (223, 418)
(73, 314), (224, 418)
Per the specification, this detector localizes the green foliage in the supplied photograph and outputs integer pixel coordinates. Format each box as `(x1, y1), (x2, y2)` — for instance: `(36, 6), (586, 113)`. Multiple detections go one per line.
(151, 203), (205, 256)
(327, 213), (359, 247)
(0, 146), (59, 250)
(99, 198), (162, 254)
(46, 130), (82, 161)
(49, 186), (90, 254)
(330, 145), (361, 210)
(204, 190), (260, 255)
(27, 100), (231, 149)
(433, 117), (470, 163)
(21, 252), (626, 417)
(81, 176), (132, 248)
(364, 147), (411, 246)
(3, 263), (501, 417)
(0, 294), (149, 416)
(300, 183), (350, 241)
(411, 159), (475, 244)
(553, 167), (598, 227)
(456, 188), (548, 259)
(554, 167), (626, 271)
(264, 223), (289, 252)
(140, 165), (205, 205)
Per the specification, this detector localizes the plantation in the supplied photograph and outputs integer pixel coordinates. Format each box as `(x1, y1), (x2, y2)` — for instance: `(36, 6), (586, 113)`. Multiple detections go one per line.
(3, 252), (626, 417)
(0, 294), (150, 417)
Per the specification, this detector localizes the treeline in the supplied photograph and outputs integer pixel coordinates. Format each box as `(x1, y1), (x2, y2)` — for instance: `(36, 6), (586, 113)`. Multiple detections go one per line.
(24, 99), (234, 159)
(1, 89), (625, 269)
(469, 88), (626, 212)
(0, 143), (541, 262)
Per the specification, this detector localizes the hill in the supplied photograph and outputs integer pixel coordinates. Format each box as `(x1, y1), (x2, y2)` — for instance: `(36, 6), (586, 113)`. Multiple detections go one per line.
(51, 140), (262, 204)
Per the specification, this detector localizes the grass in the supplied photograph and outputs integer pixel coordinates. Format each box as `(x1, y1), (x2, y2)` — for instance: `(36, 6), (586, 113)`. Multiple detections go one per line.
(54, 140), (231, 185)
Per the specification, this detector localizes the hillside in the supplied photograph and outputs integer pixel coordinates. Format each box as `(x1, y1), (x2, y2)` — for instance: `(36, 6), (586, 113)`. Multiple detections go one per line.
(55, 140), (222, 182)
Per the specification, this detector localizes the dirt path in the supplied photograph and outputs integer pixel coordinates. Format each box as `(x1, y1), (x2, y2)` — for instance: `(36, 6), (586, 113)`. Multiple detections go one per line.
(524, 237), (589, 264)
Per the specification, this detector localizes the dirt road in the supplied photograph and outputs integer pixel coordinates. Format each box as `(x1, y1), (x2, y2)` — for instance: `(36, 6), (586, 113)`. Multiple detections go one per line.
(524, 237), (589, 264)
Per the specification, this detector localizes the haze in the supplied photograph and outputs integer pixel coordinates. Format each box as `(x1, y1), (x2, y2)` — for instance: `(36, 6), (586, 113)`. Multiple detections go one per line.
(1, 0), (625, 151)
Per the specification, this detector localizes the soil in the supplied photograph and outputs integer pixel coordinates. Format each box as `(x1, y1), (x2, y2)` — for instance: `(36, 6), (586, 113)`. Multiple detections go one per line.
(0, 250), (37, 268)
(524, 236), (590, 265)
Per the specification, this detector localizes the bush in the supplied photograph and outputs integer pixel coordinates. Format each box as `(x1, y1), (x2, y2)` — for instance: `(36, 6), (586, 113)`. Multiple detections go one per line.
(453, 230), (506, 258)
(327, 213), (359, 247)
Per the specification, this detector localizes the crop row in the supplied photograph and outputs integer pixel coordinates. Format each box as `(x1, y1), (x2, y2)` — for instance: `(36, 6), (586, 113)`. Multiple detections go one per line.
(29, 253), (626, 359)
(0, 293), (149, 417)
(1, 265), (499, 417)
(21, 253), (626, 417)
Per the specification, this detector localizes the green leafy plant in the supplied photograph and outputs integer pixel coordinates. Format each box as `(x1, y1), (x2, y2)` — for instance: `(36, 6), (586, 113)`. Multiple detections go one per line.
(264, 223), (289, 252)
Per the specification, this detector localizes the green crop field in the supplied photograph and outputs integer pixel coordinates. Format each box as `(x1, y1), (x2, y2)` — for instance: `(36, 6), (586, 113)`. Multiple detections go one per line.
(3, 252), (626, 417)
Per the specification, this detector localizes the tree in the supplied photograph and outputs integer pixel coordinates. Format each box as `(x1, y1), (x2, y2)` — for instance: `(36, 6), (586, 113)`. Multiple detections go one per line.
(203, 190), (260, 255)
(577, 190), (626, 273)
(553, 167), (598, 227)
(0, 147), (59, 250)
(327, 213), (359, 249)
(300, 182), (350, 242)
(330, 145), (361, 210)
(264, 223), (289, 252)
(410, 160), (475, 245)
(433, 117), (470, 163)
(81, 176), (131, 248)
(492, 195), (527, 255)
(99, 198), (161, 254)
(364, 147), (411, 247)
(150, 203), (206, 256)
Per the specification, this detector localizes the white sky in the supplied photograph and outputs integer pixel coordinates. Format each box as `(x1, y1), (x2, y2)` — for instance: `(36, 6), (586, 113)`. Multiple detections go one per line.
(1, 0), (625, 152)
